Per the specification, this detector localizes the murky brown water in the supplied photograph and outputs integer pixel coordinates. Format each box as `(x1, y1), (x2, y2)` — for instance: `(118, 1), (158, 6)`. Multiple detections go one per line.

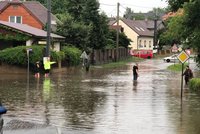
(1, 59), (200, 134)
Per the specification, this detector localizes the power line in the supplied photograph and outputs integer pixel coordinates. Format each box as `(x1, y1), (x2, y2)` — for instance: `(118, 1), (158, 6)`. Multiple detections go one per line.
(99, 3), (116, 7)
(120, 3), (154, 9)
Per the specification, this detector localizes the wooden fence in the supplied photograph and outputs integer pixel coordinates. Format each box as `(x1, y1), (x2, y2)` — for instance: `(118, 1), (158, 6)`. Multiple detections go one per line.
(92, 47), (129, 64)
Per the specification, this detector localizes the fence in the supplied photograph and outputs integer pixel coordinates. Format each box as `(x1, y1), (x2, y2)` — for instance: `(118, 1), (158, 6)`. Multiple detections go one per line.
(92, 47), (129, 64)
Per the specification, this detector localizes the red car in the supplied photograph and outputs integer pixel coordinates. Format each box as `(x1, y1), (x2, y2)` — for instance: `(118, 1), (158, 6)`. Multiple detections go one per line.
(130, 49), (153, 59)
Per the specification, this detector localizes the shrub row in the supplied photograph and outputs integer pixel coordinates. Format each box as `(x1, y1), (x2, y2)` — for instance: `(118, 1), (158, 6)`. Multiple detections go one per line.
(0, 45), (81, 67)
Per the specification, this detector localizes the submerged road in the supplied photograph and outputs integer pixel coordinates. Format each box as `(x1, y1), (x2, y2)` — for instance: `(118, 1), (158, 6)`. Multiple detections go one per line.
(1, 58), (200, 134)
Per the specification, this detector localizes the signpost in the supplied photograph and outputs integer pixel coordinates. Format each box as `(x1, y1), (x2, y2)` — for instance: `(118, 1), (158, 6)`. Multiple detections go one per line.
(171, 44), (178, 53)
(171, 44), (178, 65)
(177, 50), (190, 99)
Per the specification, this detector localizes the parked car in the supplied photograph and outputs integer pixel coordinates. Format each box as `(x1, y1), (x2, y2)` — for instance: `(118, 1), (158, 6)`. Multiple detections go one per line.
(130, 49), (153, 59)
(163, 54), (179, 63)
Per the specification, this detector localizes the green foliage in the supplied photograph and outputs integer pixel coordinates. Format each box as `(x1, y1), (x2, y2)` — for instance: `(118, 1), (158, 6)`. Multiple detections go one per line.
(123, 7), (166, 20)
(0, 33), (30, 41)
(56, 13), (91, 50)
(160, 15), (185, 46)
(189, 78), (200, 91)
(51, 51), (65, 61)
(167, 0), (190, 11)
(106, 30), (131, 49)
(0, 46), (44, 66)
(62, 46), (82, 65)
(0, 45), (65, 67)
(66, 0), (86, 21)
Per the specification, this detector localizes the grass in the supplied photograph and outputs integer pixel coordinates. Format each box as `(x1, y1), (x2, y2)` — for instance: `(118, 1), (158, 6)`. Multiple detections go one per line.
(101, 57), (143, 68)
(189, 78), (200, 91)
(167, 63), (188, 71)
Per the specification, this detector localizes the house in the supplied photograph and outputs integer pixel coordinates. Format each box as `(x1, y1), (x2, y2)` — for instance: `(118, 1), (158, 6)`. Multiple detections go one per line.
(0, 20), (65, 51)
(0, 0), (59, 30)
(110, 18), (164, 52)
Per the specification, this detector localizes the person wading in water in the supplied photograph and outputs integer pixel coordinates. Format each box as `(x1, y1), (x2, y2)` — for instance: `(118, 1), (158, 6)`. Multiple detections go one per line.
(132, 63), (139, 81)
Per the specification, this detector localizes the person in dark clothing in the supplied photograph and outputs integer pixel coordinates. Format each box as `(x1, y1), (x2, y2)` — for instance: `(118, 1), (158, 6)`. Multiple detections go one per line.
(133, 63), (139, 81)
(183, 65), (193, 85)
(34, 61), (40, 78)
(85, 59), (90, 72)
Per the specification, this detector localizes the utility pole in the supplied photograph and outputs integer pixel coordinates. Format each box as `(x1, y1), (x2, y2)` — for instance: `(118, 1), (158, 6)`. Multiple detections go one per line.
(46, 0), (51, 57)
(153, 9), (158, 52)
(116, 2), (120, 61)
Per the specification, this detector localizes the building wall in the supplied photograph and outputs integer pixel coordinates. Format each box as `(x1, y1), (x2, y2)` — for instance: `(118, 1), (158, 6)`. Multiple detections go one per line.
(0, 4), (43, 29)
(113, 20), (139, 50)
(113, 20), (154, 51)
(138, 37), (153, 50)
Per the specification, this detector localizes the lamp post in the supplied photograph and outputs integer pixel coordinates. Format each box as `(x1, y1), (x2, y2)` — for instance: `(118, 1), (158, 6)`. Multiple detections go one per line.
(27, 48), (32, 75)
(46, 0), (51, 57)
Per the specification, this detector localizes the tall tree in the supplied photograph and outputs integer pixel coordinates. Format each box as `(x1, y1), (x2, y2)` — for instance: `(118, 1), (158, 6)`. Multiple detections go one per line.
(82, 0), (108, 49)
(65, 0), (86, 21)
(181, 0), (200, 65)
(56, 13), (91, 50)
(167, 0), (190, 11)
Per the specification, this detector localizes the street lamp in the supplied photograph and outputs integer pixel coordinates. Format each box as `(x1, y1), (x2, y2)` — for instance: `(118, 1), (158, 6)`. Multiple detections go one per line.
(26, 48), (32, 75)
(46, 0), (51, 57)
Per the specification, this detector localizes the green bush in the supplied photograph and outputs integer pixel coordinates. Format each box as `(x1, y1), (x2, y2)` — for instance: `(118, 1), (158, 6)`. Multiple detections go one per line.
(189, 78), (200, 91)
(0, 46), (44, 66)
(0, 45), (65, 66)
(61, 46), (81, 65)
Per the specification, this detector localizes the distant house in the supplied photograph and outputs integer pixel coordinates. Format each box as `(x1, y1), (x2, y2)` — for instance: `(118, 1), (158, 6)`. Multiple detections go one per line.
(110, 18), (164, 52)
(0, 20), (65, 51)
(0, 0), (59, 30)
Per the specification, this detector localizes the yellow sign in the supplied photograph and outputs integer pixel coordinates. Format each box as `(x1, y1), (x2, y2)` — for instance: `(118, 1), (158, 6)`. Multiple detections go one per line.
(177, 51), (190, 63)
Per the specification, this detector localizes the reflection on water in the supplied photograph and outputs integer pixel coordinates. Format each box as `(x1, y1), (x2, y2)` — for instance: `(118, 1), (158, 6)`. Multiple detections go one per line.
(0, 60), (200, 133)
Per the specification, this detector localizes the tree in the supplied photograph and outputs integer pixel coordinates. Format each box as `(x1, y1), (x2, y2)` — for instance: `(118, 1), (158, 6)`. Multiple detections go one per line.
(81, 0), (109, 50)
(159, 14), (185, 46)
(65, 0), (86, 21)
(106, 30), (131, 49)
(181, 0), (200, 65)
(56, 13), (91, 50)
(167, 0), (190, 11)
(27, 0), (68, 14)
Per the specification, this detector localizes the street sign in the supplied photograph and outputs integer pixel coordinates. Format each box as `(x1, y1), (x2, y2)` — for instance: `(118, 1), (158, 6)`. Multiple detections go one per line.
(171, 44), (178, 53)
(177, 50), (190, 63)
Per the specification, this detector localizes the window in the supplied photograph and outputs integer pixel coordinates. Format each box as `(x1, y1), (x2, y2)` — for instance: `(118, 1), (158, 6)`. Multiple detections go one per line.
(144, 40), (146, 47)
(149, 41), (152, 48)
(9, 16), (22, 24)
(139, 40), (143, 48)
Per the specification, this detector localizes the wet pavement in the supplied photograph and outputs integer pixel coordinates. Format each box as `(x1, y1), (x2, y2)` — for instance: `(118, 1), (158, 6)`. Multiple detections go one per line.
(0, 58), (200, 134)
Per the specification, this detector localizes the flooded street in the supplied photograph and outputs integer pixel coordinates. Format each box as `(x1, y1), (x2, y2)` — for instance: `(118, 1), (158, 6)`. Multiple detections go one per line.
(1, 59), (200, 134)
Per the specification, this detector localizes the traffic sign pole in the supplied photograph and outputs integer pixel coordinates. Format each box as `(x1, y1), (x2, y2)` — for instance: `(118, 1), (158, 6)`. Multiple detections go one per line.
(177, 50), (190, 99)
(181, 63), (184, 100)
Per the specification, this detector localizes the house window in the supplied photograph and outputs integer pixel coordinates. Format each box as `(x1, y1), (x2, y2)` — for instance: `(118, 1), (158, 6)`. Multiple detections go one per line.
(9, 16), (22, 24)
(149, 41), (152, 48)
(139, 40), (143, 48)
(144, 40), (146, 47)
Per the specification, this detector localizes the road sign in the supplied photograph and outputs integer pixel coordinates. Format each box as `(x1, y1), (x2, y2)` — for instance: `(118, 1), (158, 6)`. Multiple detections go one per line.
(177, 50), (190, 63)
(171, 44), (178, 53)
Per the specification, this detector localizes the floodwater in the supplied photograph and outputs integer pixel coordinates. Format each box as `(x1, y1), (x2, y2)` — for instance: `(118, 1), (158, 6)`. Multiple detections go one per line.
(1, 59), (200, 134)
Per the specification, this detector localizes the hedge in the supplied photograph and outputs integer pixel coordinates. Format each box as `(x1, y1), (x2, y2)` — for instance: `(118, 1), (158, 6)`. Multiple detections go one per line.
(189, 78), (200, 91)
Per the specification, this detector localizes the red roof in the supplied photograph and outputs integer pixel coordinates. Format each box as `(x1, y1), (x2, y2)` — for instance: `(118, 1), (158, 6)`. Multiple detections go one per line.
(0, 1), (59, 25)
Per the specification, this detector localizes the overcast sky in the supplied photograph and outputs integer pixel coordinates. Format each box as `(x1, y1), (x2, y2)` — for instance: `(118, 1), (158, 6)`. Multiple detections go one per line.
(99, 0), (168, 17)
